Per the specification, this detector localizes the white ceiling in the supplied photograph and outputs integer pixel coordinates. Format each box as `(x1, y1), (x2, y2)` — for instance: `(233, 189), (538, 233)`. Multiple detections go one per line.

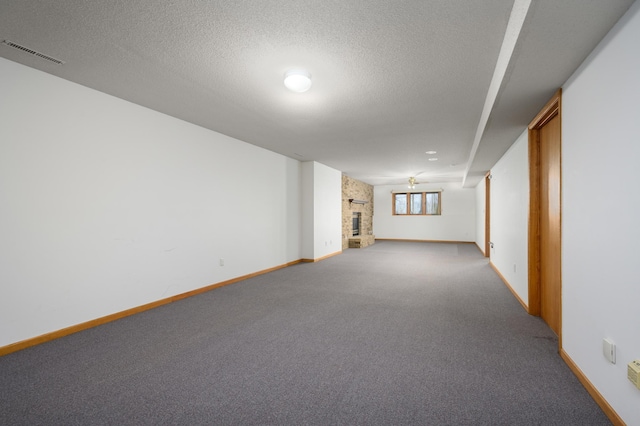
(0, 0), (635, 187)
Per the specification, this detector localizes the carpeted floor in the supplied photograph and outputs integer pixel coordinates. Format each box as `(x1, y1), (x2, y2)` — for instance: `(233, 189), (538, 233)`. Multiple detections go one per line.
(0, 241), (610, 425)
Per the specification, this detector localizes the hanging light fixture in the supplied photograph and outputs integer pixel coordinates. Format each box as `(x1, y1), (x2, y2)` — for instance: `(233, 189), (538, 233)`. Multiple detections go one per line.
(284, 69), (312, 93)
(408, 177), (417, 189)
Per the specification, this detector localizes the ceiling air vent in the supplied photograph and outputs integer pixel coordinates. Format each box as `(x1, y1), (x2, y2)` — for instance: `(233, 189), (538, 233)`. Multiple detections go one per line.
(2, 40), (65, 65)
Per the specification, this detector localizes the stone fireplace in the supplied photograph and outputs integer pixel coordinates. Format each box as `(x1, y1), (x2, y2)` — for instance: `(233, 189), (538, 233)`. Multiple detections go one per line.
(342, 175), (375, 249)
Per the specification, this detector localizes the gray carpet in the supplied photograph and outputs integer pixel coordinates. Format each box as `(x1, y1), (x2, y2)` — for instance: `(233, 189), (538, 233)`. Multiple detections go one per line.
(0, 241), (610, 425)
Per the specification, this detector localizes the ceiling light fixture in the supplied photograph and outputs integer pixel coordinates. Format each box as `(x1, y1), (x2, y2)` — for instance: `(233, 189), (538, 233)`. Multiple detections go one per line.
(428, 158), (438, 161)
(425, 151), (437, 155)
(284, 69), (312, 93)
(408, 177), (417, 189)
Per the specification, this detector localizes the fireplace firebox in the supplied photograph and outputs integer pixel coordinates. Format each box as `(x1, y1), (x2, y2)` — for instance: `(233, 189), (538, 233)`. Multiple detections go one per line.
(352, 212), (361, 236)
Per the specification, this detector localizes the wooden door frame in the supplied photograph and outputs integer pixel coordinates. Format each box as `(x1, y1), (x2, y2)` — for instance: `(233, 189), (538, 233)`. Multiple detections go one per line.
(528, 89), (562, 342)
(484, 171), (491, 257)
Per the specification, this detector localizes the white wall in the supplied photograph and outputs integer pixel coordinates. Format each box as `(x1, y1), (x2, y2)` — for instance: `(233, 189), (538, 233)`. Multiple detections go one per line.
(561, 2), (640, 422)
(486, 3), (640, 422)
(301, 162), (315, 259)
(0, 58), (302, 347)
(373, 183), (475, 242)
(313, 163), (342, 258)
(474, 177), (486, 254)
(301, 161), (342, 260)
(487, 130), (530, 304)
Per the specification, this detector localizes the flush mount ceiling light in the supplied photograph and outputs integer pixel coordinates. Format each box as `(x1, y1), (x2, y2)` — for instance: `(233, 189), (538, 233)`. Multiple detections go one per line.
(284, 69), (312, 93)
(425, 150), (437, 155)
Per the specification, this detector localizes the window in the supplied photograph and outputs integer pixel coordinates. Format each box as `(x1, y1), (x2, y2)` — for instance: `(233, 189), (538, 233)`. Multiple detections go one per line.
(410, 193), (422, 215)
(392, 191), (441, 215)
(394, 193), (407, 214)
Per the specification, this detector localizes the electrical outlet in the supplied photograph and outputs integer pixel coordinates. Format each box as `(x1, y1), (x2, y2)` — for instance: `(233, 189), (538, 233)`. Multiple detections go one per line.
(628, 360), (640, 389)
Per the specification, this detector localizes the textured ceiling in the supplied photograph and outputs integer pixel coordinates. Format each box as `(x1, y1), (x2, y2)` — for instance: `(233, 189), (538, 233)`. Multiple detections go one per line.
(0, 0), (635, 187)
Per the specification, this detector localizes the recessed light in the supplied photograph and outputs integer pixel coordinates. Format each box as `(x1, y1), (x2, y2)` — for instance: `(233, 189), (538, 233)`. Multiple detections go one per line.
(284, 69), (312, 93)
(425, 150), (437, 155)
(428, 158), (438, 161)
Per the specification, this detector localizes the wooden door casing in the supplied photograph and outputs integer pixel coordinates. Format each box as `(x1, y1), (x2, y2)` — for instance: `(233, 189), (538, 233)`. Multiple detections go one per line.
(528, 89), (562, 342)
(539, 114), (561, 335)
